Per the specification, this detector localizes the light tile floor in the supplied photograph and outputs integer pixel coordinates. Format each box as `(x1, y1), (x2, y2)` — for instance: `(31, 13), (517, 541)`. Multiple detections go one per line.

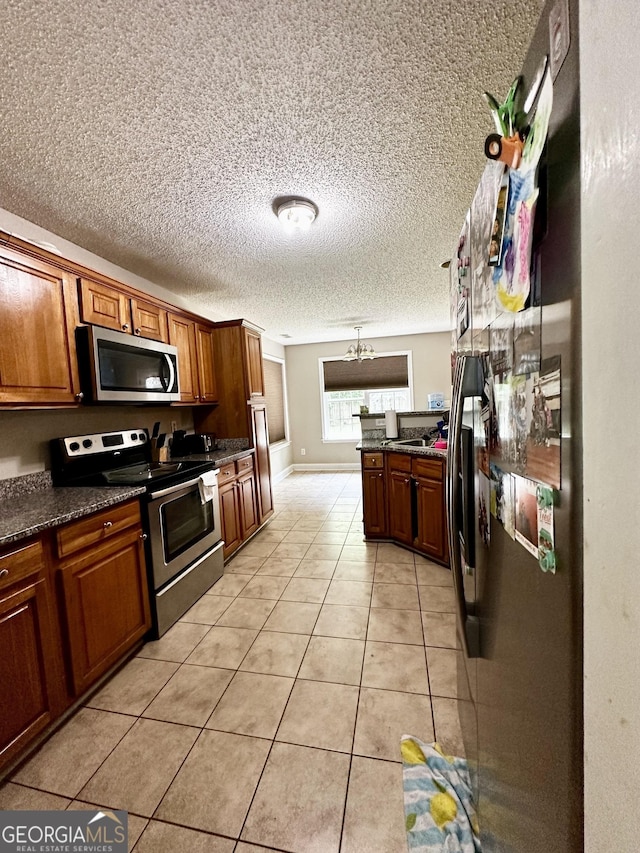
(0, 471), (464, 852)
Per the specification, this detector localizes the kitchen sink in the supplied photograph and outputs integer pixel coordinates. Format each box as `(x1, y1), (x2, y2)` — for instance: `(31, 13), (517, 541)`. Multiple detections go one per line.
(388, 438), (428, 447)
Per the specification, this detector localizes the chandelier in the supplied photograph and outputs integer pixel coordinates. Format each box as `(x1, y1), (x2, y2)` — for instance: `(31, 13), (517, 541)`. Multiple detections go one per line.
(343, 326), (376, 362)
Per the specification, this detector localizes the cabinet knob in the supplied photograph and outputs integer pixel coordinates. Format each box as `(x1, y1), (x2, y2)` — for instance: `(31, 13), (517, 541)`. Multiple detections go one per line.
(103, 521), (113, 528)
(122, 323), (129, 331)
(378, 473), (383, 478)
(404, 478), (410, 484)
(201, 395), (206, 401)
(139, 532), (148, 541)
(134, 327), (141, 335)
(0, 568), (9, 579)
(75, 391), (84, 402)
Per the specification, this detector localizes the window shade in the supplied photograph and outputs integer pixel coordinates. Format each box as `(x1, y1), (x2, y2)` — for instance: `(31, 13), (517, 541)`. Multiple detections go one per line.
(263, 358), (286, 443)
(323, 355), (409, 392)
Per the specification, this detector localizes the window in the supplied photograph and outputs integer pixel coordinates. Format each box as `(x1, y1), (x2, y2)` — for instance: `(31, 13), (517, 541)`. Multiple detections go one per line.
(263, 356), (289, 445)
(320, 353), (412, 441)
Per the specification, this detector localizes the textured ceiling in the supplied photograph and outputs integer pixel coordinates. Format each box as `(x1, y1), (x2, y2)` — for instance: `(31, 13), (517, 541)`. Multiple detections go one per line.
(0, 0), (544, 344)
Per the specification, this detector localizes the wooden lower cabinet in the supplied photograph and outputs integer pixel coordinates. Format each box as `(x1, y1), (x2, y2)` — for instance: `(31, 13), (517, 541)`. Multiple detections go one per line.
(414, 476), (447, 561)
(412, 456), (448, 564)
(0, 539), (64, 771)
(56, 501), (150, 696)
(361, 450), (448, 565)
(219, 479), (242, 558)
(361, 451), (387, 538)
(219, 457), (260, 560)
(388, 470), (413, 544)
(362, 470), (386, 537)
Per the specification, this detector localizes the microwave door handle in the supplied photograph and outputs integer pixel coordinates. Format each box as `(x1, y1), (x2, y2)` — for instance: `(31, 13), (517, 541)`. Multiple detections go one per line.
(447, 356), (479, 658)
(163, 353), (176, 393)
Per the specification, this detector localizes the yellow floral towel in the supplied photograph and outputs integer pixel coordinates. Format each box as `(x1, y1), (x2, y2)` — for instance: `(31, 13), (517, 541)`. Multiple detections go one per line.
(401, 736), (481, 852)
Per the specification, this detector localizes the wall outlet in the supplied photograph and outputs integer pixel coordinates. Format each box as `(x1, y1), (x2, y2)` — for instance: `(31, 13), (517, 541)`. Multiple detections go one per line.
(300, 448), (306, 456)
(170, 420), (178, 433)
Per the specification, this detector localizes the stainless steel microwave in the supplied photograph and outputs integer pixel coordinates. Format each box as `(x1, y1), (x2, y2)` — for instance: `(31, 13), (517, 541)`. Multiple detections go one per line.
(76, 325), (180, 403)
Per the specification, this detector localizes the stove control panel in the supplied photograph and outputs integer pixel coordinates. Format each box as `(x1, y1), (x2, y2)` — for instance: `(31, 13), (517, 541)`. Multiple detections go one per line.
(60, 429), (147, 459)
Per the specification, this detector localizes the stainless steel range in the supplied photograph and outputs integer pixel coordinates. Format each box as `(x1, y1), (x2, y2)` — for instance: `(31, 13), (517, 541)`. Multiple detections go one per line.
(50, 428), (223, 637)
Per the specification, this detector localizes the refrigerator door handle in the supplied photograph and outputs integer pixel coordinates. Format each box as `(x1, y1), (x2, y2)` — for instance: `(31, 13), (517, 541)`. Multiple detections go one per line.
(447, 355), (480, 658)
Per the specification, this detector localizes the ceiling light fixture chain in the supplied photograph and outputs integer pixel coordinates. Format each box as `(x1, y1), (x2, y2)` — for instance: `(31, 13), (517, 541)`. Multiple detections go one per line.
(342, 326), (376, 362)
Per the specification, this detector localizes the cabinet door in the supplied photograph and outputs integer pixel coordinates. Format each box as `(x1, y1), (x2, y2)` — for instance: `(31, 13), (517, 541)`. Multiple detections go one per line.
(244, 329), (265, 397)
(414, 475), (447, 562)
(168, 313), (199, 404)
(131, 298), (169, 343)
(388, 470), (413, 544)
(0, 248), (81, 405)
(79, 278), (130, 333)
(195, 323), (218, 403)
(362, 470), (387, 537)
(219, 480), (242, 560)
(238, 473), (259, 539)
(0, 541), (63, 770)
(251, 404), (273, 521)
(59, 528), (150, 695)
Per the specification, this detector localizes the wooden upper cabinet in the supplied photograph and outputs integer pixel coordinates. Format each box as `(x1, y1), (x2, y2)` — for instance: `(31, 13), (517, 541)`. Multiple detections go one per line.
(195, 323), (218, 403)
(168, 314), (217, 405)
(78, 278), (129, 333)
(245, 328), (265, 397)
(168, 313), (199, 404)
(79, 279), (168, 342)
(130, 298), (169, 343)
(0, 247), (81, 405)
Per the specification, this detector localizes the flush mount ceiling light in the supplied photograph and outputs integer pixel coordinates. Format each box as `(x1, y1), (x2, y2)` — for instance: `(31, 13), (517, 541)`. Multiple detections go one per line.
(343, 326), (376, 362)
(276, 198), (318, 232)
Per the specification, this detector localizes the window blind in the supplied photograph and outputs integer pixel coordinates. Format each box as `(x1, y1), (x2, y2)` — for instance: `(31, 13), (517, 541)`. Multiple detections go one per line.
(263, 358), (286, 444)
(322, 355), (409, 392)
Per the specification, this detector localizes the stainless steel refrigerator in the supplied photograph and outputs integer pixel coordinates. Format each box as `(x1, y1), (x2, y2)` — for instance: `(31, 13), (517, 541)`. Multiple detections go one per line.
(446, 1), (583, 850)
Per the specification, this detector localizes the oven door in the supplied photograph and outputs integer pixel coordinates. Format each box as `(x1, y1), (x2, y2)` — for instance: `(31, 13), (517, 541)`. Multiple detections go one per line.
(146, 475), (222, 589)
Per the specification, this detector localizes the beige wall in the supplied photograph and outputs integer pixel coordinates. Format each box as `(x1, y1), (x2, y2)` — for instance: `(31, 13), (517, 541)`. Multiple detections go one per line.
(0, 407), (194, 480)
(261, 337), (294, 480)
(581, 1), (640, 848)
(285, 331), (452, 467)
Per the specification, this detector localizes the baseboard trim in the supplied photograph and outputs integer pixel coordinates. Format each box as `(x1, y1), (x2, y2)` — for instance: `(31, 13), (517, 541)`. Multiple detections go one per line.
(291, 463), (360, 472)
(272, 465), (294, 484)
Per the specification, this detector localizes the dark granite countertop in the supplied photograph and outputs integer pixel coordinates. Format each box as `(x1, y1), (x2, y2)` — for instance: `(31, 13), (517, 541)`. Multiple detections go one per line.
(357, 439), (447, 459)
(0, 484), (147, 547)
(169, 448), (253, 467)
(355, 410), (449, 419)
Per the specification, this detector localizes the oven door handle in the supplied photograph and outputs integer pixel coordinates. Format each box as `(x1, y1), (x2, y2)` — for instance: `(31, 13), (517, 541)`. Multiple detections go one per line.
(148, 470), (219, 501)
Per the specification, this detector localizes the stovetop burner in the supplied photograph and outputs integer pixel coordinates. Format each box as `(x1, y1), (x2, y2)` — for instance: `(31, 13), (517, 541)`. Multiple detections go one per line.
(50, 428), (216, 491)
(102, 462), (185, 484)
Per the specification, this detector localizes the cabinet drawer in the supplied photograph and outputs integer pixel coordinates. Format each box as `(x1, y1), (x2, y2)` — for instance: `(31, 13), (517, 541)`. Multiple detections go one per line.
(218, 463), (237, 485)
(235, 455), (254, 475)
(412, 456), (444, 481)
(0, 540), (45, 592)
(362, 452), (384, 470)
(387, 452), (411, 473)
(56, 500), (141, 559)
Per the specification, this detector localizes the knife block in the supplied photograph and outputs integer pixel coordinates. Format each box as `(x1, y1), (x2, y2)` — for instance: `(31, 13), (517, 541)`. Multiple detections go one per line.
(150, 441), (168, 462)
